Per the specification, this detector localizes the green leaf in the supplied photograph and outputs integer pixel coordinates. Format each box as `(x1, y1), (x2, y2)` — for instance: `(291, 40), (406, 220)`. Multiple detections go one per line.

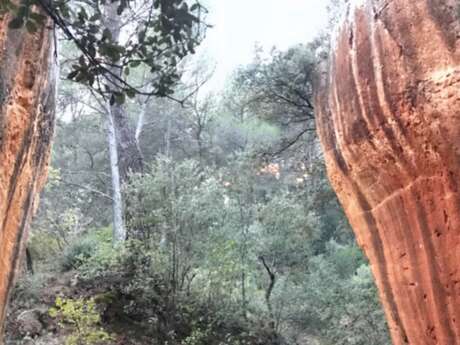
(89, 13), (101, 21)
(106, 46), (121, 62)
(8, 17), (24, 29)
(102, 28), (112, 40)
(30, 12), (47, 23)
(49, 307), (58, 318)
(79, 55), (86, 66)
(25, 21), (37, 33)
(88, 24), (99, 34)
(130, 60), (141, 68)
(88, 45), (96, 58)
(78, 7), (88, 20)
(87, 73), (95, 86)
(75, 71), (87, 82)
(126, 88), (136, 99)
(17, 5), (27, 17)
(114, 92), (125, 105)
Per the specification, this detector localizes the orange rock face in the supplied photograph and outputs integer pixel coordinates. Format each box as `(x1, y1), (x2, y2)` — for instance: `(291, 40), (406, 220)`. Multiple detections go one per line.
(0, 12), (56, 339)
(315, 0), (460, 344)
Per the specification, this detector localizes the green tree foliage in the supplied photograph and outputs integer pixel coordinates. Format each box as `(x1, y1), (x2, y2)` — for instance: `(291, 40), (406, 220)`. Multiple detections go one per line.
(232, 45), (315, 126)
(299, 243), (389, 345)
(1, 0), (208, 101)
(226, 44), (316, 160)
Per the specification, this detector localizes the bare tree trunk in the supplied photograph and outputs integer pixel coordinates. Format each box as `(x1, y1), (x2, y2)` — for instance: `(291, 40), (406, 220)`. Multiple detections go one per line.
(101, 3), (143, 242)
(237, 197), (248, 321)
(105, 103), (126, 243)
(0, 12), (56, 340)
(259, 256), (276, 330)
(25, 248), (34, 275)
(316, 1), (460, 344)
(104, 4), (144, 182)
(111, 101), (144, 181)
(241, 270), (246, 319)
(165, 117), (172, 158)
(135, 100), (148, 145)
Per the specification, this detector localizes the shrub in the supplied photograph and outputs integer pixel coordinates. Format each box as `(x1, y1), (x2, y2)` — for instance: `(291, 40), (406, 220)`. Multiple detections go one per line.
(28, 232), (61, 262)
(60, 227), (113, 273)
(60, 238), (97, 271)
(182, 327), (211, 345)
(49, 297), (113, 345)
(77, 227), (119, 279)
(11, 273), (49, 304)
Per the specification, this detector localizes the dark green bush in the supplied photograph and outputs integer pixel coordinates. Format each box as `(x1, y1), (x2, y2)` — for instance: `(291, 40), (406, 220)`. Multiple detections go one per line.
(60, 236), (98, 271)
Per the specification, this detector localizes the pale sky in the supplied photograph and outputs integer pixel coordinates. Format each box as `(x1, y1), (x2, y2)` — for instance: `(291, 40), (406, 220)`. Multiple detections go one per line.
(195, 0), (329, 89)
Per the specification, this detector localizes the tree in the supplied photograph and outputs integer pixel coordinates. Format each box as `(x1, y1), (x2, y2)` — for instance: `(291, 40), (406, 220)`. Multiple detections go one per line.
(230, 44), (316, 158)
(180, 62), (216, 165)
(102, 2), (143, 183)
(104, 101), (127, 242)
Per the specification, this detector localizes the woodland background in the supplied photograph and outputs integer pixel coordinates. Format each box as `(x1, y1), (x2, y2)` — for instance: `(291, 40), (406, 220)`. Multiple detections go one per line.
(5, 1), (391, 344)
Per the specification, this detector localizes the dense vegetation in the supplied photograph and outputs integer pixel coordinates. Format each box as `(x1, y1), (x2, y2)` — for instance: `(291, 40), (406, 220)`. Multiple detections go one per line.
(5, 1), (391, 345)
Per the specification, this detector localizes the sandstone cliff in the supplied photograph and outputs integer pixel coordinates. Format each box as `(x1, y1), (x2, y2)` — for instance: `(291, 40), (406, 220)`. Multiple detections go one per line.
(316, 0), (460, 344)
(0, 11), (56, 340)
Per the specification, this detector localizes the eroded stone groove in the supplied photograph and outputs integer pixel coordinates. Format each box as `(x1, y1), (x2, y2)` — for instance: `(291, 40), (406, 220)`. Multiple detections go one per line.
(0, 10), (56, 341)
(315, 0), (460, 344)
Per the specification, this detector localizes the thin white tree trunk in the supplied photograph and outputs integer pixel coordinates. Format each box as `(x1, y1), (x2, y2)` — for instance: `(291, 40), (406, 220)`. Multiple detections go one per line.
(101, 2), (128, 243)
(105, 103), (126, 243)
(165, 117), (172, 157)
(135, 100), (147, 144)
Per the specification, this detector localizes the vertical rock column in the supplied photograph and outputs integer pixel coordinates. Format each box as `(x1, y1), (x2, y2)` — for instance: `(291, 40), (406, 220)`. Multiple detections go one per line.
(0, 11), (56, 338)
(316, 0), (460, 344)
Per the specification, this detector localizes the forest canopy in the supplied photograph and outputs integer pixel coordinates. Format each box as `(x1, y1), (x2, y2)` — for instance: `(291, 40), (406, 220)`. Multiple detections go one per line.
(1, 0), (208, 101)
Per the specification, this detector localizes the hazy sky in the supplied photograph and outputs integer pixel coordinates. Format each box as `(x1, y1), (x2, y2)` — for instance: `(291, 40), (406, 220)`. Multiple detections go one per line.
(196, 0), (329, 89)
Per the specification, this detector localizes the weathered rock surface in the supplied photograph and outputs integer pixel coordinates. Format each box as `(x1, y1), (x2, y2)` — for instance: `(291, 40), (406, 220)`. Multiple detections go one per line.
(16, 309), (45, 337)
(315, 0), (460, 344)
(0, 11), (56, 341)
